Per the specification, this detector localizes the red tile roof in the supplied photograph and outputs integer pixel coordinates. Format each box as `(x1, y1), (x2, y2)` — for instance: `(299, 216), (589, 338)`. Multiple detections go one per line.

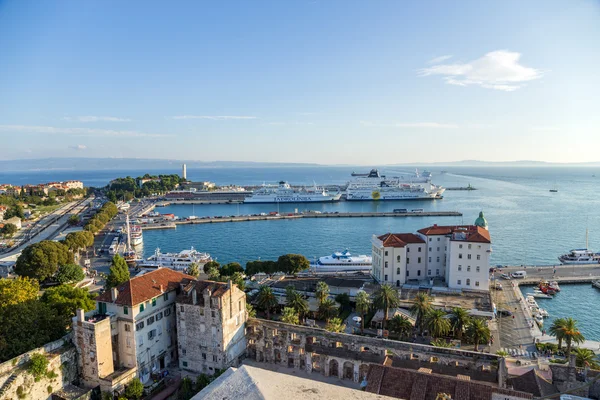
(96, 268), (195, 306)
(417, 225), (491, 244)
(377, 233), (425, 248)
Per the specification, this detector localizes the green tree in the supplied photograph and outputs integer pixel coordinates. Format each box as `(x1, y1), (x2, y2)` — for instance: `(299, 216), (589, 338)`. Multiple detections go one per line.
(560, 317), (585, 357)
(315, 281), (330, 305)
(55, 264), (85, 284)
(106, 255), (130, 288)
(334, 293), (351, 311)
(465, 318), (491, 351)
(549, 318), (567, 349)
(388, 314), (413, 338)
(15, 240), (73, 281)
(67, 215), (80, 226)
(186, 262), (200, 278)
(281, 307), (300, 325)
(449, 307), (470, 340)
(431, 338), (453, 348)
(221, 262), (244, 277)
(373, 284), (401, 331)
(276, 254), (310, 274)
(0, 277), (39, 309)
(325, 317), (346, 333)
(230, 271), (246, 290)
(355, 290), (371, 334)
(256, 286), (278, 320)
(246, 303), (256, 318)
(203, 260), (221, 274)
(285, 286), (308, 322)
(207, 266), (220, 281)
(123, 377), (144, 400)
(178, 377), (194, 400)
(5, 204), (25, 220)
(318, 298), (338, 321)
(0, 223), (17, 238)
(410, 292), (433, 334)
(64, 231), (94, 253)
(574, 347), (600, 369)
(41, 285), (95, 320)
(425, 309), (451, 338)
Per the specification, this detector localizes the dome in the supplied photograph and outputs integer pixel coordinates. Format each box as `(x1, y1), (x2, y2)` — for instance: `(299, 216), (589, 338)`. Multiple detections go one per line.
(474, 211), (488, 229)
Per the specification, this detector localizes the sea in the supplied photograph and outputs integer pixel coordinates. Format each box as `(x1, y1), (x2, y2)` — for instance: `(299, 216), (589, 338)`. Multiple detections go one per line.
(3, 165), (600, 339)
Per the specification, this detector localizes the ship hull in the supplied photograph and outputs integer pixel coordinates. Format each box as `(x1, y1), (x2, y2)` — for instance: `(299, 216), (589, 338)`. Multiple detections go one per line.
(244, 194), (342, 203)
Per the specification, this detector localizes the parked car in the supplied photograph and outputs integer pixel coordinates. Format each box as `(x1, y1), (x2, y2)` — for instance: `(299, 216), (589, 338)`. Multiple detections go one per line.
(501, 273), (511, 280)
(497, 309), (513, 317)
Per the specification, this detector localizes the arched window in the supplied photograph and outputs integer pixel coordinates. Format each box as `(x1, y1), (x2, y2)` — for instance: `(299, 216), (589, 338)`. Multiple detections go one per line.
(396, 280), (400, 287)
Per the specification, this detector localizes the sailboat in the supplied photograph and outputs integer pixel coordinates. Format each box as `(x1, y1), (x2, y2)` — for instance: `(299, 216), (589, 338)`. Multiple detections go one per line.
(558, 228), (600, 264)
(549, 183), (558, 193)
(188, 203), (198, 220)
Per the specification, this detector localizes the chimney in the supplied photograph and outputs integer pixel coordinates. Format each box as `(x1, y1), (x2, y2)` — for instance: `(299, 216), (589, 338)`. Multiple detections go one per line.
(228, 279), (233, 289)
(77, 308), (85, 322)
(192, 288), (197, 305)
(160, 284), (164, 293)
(111, 287), (119, 303)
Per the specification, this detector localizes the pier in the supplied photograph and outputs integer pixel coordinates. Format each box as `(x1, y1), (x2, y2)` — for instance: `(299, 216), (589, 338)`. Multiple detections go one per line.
(138, 210), (462, 229)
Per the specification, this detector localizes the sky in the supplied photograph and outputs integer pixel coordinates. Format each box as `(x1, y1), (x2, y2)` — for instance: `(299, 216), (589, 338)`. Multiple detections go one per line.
(1, 0), (599, 165)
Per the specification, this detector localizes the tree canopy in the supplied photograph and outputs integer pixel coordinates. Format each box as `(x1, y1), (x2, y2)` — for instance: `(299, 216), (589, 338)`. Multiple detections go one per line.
(0, 277), (39, 309)
(373, 284), (401, 331)
(221, 262), (244, 277)
(54, 264), (86, 284)
(63, 231), (94, 253)
(106, 255), (130, 288)
(15, 240), (74, 281)
(0, 223), (18, 238)
(245, 254), (310, 275)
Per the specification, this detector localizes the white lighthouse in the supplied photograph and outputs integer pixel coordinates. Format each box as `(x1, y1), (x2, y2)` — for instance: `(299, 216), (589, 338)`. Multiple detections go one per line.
(182, 163), (187, 180)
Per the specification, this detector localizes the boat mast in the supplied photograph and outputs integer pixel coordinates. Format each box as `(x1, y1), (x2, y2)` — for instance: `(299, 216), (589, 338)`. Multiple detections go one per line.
(586, 227), (589, 249)
(126, 213), (132, 251)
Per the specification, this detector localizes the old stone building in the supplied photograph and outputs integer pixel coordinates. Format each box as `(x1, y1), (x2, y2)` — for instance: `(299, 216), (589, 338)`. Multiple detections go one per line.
(176, 279), (247, 375)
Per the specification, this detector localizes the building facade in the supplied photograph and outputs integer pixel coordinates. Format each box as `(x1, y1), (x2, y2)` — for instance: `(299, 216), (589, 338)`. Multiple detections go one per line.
(176, 279), (247, 375)
(73, 268), (194, 389)
(372, 219), (492, 291)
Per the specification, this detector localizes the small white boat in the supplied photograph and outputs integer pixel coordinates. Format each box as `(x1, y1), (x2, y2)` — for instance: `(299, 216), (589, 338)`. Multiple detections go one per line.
(534, 314), (544, 328)
(310, 249), (372, 273)
(532, 293), (553, 299)
(538, 308), (549, 317)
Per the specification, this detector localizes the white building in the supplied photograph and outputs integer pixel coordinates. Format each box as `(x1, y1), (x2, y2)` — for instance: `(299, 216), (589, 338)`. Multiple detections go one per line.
(372, 216), (492, 291)
(73, 268), (195, 392)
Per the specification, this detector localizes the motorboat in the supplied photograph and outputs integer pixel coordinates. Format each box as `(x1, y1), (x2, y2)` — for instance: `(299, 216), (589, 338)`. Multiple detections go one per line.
(531, 292), (553, 299)
(310, 249), (372, 273)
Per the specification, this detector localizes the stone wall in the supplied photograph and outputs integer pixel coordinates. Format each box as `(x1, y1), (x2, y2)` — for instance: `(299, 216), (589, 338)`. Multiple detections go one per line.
(245, 318), (506, 386)
(0, 347), (78, 400)
(0, 333), (72, 379)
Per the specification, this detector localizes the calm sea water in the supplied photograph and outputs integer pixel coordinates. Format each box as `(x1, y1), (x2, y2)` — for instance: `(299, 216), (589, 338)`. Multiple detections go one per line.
(3, 165), (600, 339)
(520, 284), (600, 341)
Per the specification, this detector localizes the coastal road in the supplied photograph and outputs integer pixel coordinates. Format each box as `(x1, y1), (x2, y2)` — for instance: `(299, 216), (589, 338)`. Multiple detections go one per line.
(492, 284), (537, 352)
(493, 264), (600, 282)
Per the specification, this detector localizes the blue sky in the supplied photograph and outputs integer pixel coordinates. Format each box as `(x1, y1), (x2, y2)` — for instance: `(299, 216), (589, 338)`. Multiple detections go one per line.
(1, 0), (599, 164)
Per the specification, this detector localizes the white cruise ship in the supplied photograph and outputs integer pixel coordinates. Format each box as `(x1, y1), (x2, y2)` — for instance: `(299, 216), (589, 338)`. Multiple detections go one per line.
(244, 181), (342, 203)
(138, 247), (212, 271)
(310, 249), (372, 273)
(558, 249), (600, 265)
(346, 169), (444, 201)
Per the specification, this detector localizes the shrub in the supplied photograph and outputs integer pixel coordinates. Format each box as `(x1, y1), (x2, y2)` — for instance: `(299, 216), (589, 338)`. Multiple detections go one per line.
(47, 385), (53, 394)
(28, 353), (49, 381)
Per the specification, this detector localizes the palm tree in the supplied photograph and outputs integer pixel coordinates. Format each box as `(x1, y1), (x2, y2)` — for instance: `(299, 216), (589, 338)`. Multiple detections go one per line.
(318, 298), (338, 321)
(325, 317), (345, 333)
(560, 318), (585, 357)
(465, 318), (491, 351)
(549, 318), (567, 349)
(410, 292), (432, 334)
(355, 291), (371, 335)
(256, 286), (278, 320)
(281, 307), (300, 325)
(315, 281), (330, 305)
(573, 348), (600, 369)
(373, 284), (401, 331)
(388, 314), (413, 339)
(286, 288), (309, 322)
(425, 309), (451, 338)
(431, 338), (452, 348)
(449, 307), (470, 340)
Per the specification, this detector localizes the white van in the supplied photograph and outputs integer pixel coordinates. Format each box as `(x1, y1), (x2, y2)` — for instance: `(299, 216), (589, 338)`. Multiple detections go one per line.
(511, 271), (527, 279)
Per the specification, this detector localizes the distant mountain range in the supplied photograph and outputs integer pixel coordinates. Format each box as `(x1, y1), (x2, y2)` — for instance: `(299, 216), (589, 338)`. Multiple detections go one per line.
(2, 157), (600, 172)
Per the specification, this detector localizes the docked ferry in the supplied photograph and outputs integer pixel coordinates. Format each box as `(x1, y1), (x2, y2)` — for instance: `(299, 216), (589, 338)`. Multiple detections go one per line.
(346, 169), (444, 201)
(310, 249), (372, 273)
(138, 247), (212, 270)
(129, 224), (143, 246)
(558, 249), (600, 265)
(244, 181), (342, 203)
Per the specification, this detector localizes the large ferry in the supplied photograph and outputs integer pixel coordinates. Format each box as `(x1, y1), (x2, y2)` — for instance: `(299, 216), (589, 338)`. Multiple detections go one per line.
(310, 249), (372, 273)
(244, 181), (341, 203)
(558, 249), (600, 265)
(129, 224), (143, 246)
(138, 247), (212, 270)
(346, 169), (444, 201)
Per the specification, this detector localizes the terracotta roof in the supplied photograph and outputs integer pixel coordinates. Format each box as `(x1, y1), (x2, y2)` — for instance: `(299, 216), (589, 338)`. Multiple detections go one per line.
(366, 364), (532, 400)
(96, 268), (195, 306)
(417, 225), (491, 244)
(377, 233), (425, 248)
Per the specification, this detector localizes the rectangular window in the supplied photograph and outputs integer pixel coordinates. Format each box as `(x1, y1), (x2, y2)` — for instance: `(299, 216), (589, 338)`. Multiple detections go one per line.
(476, 266), (480, 272)
(428, 269), (431, 275)
(475, 281), (480, 287)
(199, 308), (204, 316)
(406, 270), (409, 277)
(466, 279), (471, 286)
(148, 329), (156, 340)
(139, 303), (144, 312)
(418, 247), (422, 252)
(98, 302), (107, 314)
(180, 306), (184, 312)
(136, 321), (144, 331)
(477, 255), (481, 260)
(239, 301), (242, 312)
(436, 257), (440, 262)
(437, 237), (440, 242)
(211, 310), (216, 318)
(123, 306), (128, 315)
(397, 255), (401, 262)
(429, 238), (432, 242)
(429, 247), (432, 252)
(139, 336), (144, 346)
(417, 270), (421, 276)
(384, 250), (388, 256)
(457, 280), (461, 285)
(202, 353), (207, 360)
(213, 355), (218, 362)
(384, 261), (388, 268)
(147, 316), (155, 325)
(163, 292), (169, 301)
(459, 244), (463, 249)
(152, 298), (157, 307)
(458, 254), (463, 259)
(467, 254), (472, 260)
(418, 257), (421, 263)
(384, 274), (388, 281)
(182, 361), (188, 367)
(467, 266), (471, 272)
(436, 269), (439, 275)
(407, 258), (410, 264)
(164, 308), (171, 316)
(458, 266), (462, 271)
(407, 247), (410, 253)
(428, 257), (431, 262)
(468, 244), (472, 249)
(437, 247), (440, 251)
(156, 312), (163, 321)
(182, 349), (186, 355)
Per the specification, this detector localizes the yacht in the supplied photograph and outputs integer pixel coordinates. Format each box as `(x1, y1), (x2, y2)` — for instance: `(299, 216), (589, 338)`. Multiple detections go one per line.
(310, 249), (372, 273)
(138, 247), (212, 271)
(244, 181), (341, 203)
(129, 224), (143, 246)
(345, 169), (444, 201)
(558, 249), (600, 265)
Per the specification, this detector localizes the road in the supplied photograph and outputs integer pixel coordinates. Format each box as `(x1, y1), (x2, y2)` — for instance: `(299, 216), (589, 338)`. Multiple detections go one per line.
(491, 283), (538, 352)
(493, 264), (600, 282)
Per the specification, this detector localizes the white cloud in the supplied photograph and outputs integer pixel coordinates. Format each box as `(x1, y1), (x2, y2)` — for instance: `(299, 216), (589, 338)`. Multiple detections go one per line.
(63, 116), (131, 122)
(0, 125), (169, 138)
(360, 121), (458, 129)
(531, 126), (560, 132)
(69, 144), (87, 151)
(419, 50), (543, 91)
(171, 115), (257, 120)
(427, 55), (453, 64)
